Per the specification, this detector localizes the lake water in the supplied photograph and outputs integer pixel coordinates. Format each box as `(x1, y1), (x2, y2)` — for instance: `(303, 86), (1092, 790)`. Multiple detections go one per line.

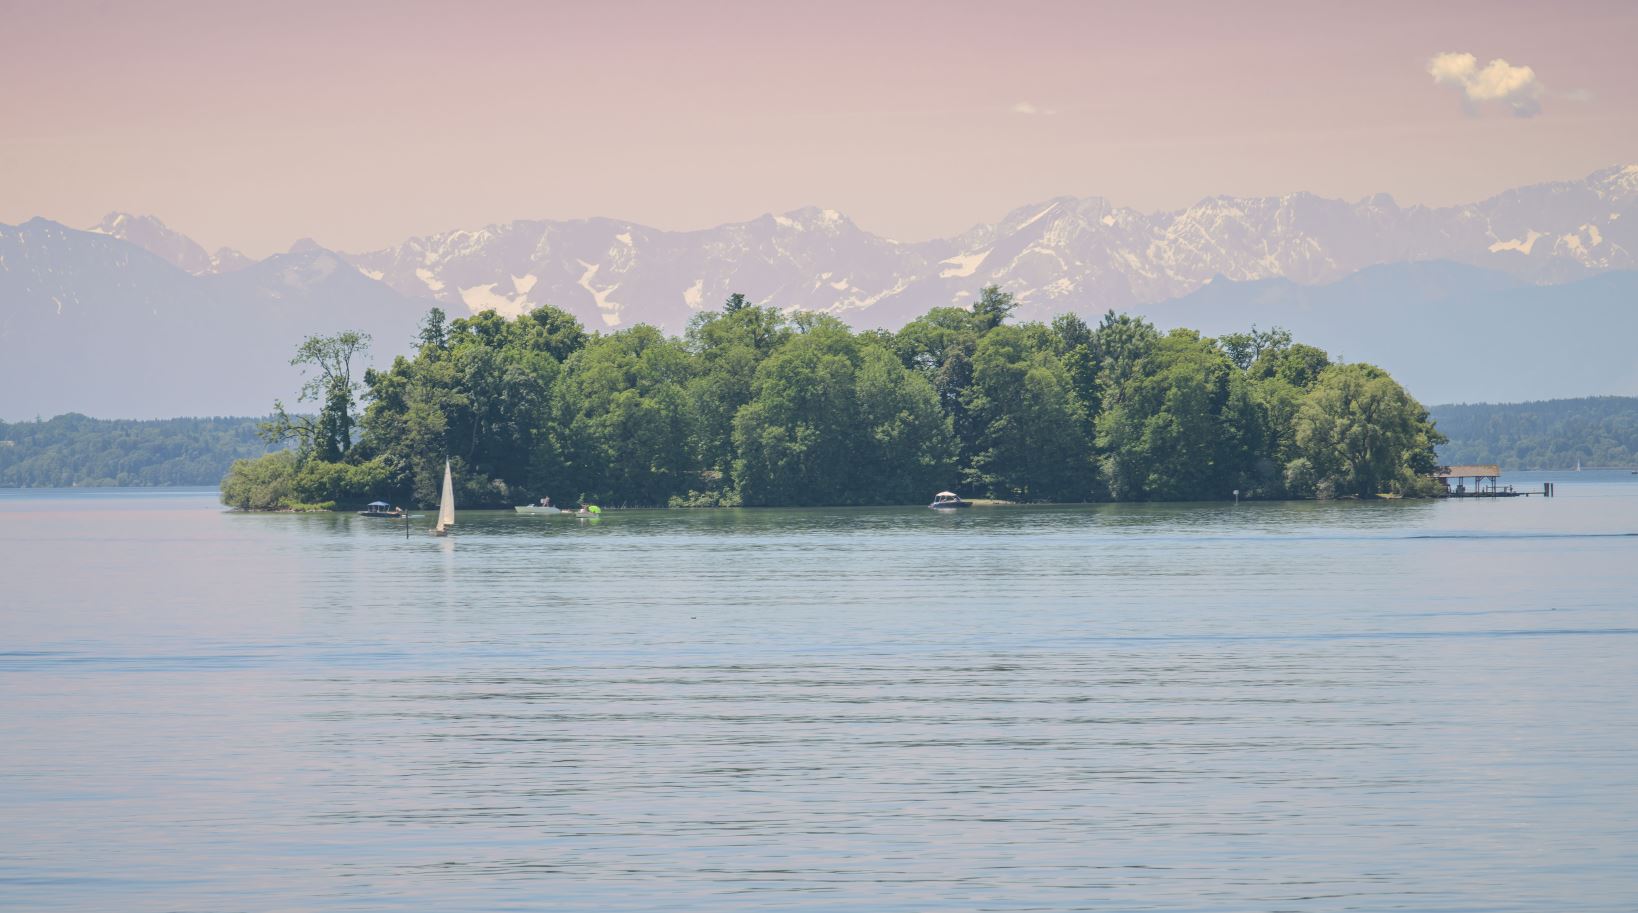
(3, 474), (1636, 911)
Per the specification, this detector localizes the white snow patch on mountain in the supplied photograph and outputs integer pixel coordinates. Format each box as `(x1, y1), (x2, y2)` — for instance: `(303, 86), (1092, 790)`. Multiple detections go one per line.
(1489, 231), (1544, 254)
(512, 273), (538, 294)
(357, 266), (385, 281)
(1016, 203), (1059, 230)
(843, 277), (911, 311)
(415, 267), (445, 292)
(683, 278), (704, 309)
(576, 260), (623, 327)
(940, 249), (991, 279)
(460, 283), (531, 317)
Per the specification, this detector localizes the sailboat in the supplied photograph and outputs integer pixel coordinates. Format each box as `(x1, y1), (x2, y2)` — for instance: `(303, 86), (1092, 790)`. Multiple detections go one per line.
(432, 459), (455, 536)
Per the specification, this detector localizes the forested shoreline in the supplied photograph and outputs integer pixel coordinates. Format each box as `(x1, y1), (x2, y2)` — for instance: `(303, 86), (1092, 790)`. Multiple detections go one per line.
(219, 288), (1445, 510)
(1430, 397), (1638, 469)
(16, 386), (1624, 495)
(0, 414), (276, 487)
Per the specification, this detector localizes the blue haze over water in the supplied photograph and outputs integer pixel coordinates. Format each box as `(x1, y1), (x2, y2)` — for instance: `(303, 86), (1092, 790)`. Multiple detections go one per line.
(2, 473), (1636, 911)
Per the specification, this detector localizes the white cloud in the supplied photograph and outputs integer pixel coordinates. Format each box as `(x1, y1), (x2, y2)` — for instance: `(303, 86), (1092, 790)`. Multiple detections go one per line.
(1011, 101), (1055, 116)
(1428, 51), (1545, 117)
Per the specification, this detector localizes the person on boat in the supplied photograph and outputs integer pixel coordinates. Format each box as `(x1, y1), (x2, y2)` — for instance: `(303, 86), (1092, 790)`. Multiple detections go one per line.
(539, 496), (552, 507)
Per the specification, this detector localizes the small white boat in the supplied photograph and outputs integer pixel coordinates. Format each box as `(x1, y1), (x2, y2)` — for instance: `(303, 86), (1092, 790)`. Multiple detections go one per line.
(514, 504), (562, 515)
(432, 460), (455, 536)
(930, 491), (970, 510)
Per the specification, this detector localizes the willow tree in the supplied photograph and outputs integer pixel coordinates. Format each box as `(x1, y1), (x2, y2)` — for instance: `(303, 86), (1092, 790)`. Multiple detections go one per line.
(1288, 363), (1444, 498)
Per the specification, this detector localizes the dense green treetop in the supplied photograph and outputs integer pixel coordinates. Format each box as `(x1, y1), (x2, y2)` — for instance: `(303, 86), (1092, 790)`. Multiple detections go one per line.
(219, 285), (1446, 509)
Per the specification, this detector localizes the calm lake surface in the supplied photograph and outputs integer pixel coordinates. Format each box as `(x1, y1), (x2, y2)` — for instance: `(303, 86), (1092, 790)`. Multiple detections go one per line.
(3, 474), (1636, 912)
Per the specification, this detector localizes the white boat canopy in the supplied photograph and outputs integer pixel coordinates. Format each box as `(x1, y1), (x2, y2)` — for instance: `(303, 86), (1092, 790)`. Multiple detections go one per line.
(934, 491), (958, 498)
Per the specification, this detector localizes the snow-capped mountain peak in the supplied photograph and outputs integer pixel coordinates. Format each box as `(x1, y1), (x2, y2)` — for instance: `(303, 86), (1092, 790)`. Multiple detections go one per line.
(8, 167), (1638, 418)
(40, 163), (1638, 335)
(89, 212), (250, 276)
(339, 165), (1637, 331)
(1588, 163), (1638, 199)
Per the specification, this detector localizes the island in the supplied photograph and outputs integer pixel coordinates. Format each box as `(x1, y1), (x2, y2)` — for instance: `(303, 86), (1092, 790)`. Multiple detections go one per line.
(220, 286), (1444, 510)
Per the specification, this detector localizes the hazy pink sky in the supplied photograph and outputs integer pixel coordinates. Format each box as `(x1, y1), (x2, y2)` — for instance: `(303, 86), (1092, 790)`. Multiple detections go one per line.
(3, 0), (1635, 256)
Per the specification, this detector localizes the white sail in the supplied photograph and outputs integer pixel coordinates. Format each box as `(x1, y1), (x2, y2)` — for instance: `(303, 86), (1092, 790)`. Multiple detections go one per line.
(435, 460), (455, 532)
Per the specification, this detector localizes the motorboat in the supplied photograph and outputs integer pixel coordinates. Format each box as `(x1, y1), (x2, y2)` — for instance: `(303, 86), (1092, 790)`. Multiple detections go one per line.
(929, 491), (970, 509)
(358, 501), (404, 518)
(515, 502), (563, 515)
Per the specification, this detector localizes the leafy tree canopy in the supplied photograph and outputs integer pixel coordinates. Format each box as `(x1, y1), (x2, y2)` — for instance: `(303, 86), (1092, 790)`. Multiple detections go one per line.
(216, 295), (1444, 509)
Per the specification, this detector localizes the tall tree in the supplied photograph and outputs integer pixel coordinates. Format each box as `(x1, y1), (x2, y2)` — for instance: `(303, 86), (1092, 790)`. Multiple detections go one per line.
(290, 331), (371, 461)
(851, 346), (958, 500)
(417, 307), (448, 354)
(963, 325), (1095, 501)
(971, 284), (1018, 332)
(685, 304), (792, 485)
(555, 325), (696, 505)
(1096, 330), (1269, 500)
(1218, 325), (1292, 371)
(1288, 363), (1445, 498)
(732, 320), (863, 505)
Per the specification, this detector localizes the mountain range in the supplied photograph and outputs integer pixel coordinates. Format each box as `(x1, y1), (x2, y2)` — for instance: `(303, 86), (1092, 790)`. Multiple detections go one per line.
(3, 164), (1636, 417)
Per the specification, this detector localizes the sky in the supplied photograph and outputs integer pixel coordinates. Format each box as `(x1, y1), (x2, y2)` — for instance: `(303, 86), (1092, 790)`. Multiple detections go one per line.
(2, 0), (1636, 257)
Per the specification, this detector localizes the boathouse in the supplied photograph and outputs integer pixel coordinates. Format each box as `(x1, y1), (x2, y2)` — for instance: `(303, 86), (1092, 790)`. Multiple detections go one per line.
(1435, 464), (1502, 496)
